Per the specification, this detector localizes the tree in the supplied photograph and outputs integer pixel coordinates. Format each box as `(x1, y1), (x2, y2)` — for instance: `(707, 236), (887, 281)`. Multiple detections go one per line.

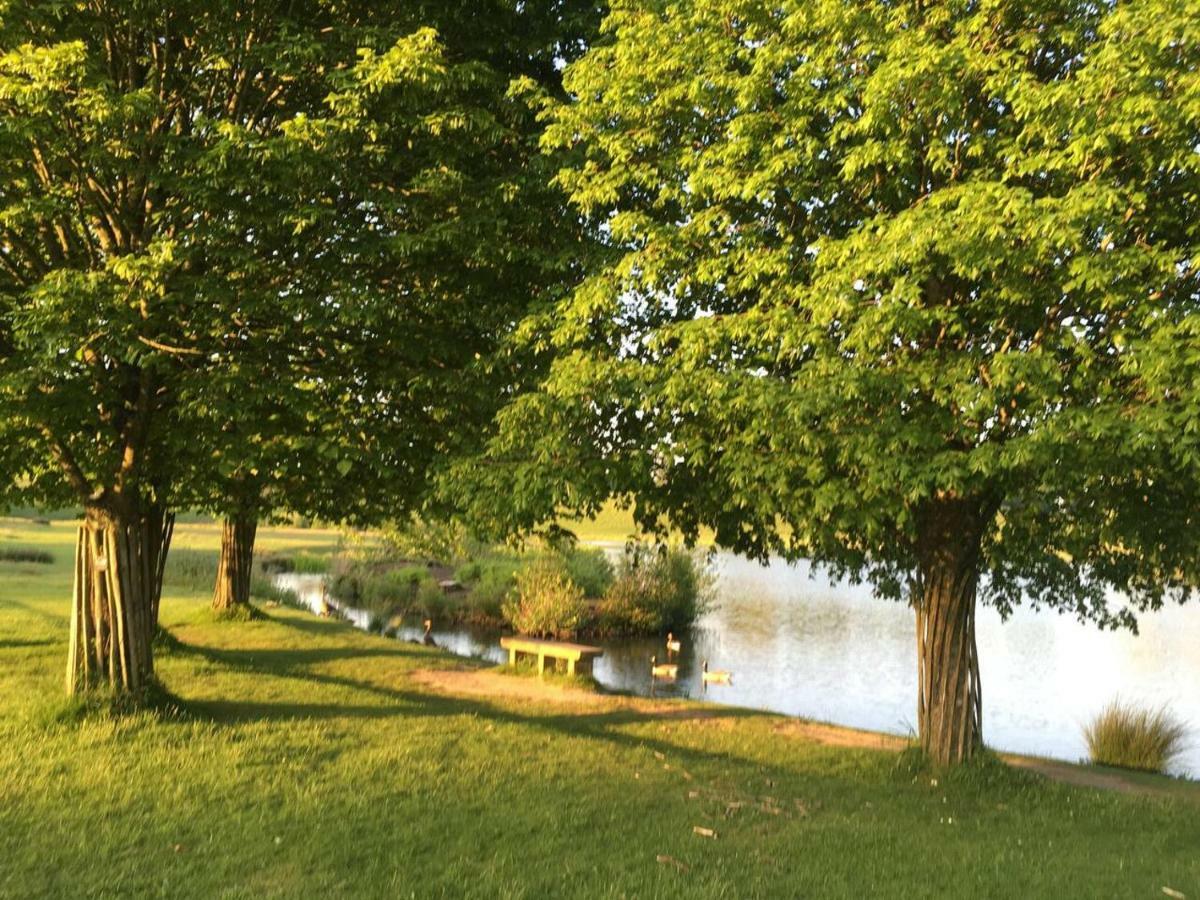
(184, 2), (602, 615)
(459, 0), (1200, 764)
(0, 0), (602, 648)
(0, 1), (329, 693)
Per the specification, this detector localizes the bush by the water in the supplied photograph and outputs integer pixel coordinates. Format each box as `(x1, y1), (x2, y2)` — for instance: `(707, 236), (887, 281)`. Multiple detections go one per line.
(1084, 700), (1188, 773)
(560, 546), (614, 598)
(501, 557), (587, 639)
(322, 533), (707, 639)
(330, 562), (432, 614)
(455, 546), (611, 618)
(595, 544), (713, 636)
(454, 554), (522, 619)
(495, 543), (710, 638)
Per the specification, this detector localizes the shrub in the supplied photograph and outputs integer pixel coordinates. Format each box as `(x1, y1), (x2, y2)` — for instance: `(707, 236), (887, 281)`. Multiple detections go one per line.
(0, 546), (53, 564)
(324, 549), (454, 623)
(560, 546), (614, 598)
(1084, 700), (1188, 773)
(414, 579), (447, 619)
(593, 580), (660, 635)
(362, 566), (428, 610)
(596, 544), (713, 635)
(502, 557), (587, 638)
(454, 559), (483, 583)
(457, 554), (522, 620)
(376, 516), (485, 564)
(258, 554), (295, 574)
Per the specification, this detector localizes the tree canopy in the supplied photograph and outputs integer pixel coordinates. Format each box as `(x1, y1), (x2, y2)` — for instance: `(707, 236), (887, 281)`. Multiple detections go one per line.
(0, 0), (597, 689)
(459, 0), (1200, 761)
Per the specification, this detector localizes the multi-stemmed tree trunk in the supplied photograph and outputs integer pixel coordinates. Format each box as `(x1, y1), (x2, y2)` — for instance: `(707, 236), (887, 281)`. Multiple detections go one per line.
(66, 503), (175, 694)
(211, 514), (258, 613)
(913, 496), (989, 765)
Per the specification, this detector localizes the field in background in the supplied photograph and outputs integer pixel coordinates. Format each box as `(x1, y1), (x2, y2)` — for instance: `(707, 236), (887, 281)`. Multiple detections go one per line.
(563, 501), (716, 546)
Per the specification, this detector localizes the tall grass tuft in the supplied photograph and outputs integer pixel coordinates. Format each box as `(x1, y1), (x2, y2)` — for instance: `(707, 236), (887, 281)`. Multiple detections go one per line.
(1084, 699), (1188, 773)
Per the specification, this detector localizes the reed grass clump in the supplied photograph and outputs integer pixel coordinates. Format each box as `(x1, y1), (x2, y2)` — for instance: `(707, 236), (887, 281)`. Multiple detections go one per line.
(1084, 700), (1188, 773)
(162, 549), (219, 593)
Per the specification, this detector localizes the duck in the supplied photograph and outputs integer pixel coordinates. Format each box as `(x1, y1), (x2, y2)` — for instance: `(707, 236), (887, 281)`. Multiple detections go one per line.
(422, 618), (437, 647)
(665, 632), (681, 656)
(701, 660), (732, 685)
(650, 655), (678, 680)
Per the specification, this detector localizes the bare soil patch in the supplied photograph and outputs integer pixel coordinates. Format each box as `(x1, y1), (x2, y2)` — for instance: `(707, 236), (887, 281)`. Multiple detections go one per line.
(410, 665), (1198, 801)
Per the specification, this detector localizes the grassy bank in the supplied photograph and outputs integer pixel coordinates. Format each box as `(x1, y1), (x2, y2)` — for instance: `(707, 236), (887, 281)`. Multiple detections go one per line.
(0, 520), (1197, 898)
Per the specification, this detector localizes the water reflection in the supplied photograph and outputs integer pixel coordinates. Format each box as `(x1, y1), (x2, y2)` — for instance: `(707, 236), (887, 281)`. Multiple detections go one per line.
(276, 555), (1199, 777)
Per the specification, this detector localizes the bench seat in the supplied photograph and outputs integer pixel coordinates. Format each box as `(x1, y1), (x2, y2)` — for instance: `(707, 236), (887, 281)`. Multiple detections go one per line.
(500, 636), (604, 676)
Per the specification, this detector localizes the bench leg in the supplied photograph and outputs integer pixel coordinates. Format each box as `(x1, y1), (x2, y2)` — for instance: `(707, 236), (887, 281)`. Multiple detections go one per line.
(537, 653), (546, 676)
(508, 647), (517, 667)
(567, 659), (577, 677)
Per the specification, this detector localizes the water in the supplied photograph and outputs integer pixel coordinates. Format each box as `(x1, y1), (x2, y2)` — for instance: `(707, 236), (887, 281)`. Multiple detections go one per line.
(277, 555), (1200, 777)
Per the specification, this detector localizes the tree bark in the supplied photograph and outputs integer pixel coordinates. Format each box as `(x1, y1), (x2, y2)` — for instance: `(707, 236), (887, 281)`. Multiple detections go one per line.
(67, 504), (175, 695)
(211, 515), (258, 612)
(913, 495), (987, 766)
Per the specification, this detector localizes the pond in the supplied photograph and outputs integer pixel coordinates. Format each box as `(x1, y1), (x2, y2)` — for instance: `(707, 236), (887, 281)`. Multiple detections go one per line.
(276, 553), (1200, 777)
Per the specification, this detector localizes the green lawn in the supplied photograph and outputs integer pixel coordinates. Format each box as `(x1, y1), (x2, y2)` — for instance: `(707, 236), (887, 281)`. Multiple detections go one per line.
(0, 519), (1196, 898)
(563, 499), (716, 545)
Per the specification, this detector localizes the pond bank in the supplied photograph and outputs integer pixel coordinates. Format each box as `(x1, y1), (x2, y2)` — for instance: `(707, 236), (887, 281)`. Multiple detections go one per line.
(276, 552), (1200, 779)
(405, 662), (1200, 803)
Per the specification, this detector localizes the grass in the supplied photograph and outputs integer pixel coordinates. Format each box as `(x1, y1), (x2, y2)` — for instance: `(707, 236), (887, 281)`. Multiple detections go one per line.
(1085, 700), (1189, 773)
(560, 498), (717, 546)
(1, 520), (1198, 897)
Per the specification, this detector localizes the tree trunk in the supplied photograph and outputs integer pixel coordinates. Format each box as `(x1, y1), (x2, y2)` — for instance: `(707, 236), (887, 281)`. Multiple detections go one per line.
(66, 504), (175, 695)
(913, 495), (987, 766)
(212, 515), (258, 612)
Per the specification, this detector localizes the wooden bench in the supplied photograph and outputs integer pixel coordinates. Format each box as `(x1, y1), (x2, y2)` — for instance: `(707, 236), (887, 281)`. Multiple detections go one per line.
(500, 636), (603, 677)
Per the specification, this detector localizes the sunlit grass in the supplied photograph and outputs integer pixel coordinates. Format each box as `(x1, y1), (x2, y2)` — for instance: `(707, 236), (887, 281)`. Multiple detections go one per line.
(559, 499), (716, 546)
(0, 519), (1197, 897)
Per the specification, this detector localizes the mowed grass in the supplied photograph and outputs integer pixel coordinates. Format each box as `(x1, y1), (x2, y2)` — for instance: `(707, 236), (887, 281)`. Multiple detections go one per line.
(1, 520), (1198, 898)
(563, 499), (717, 546)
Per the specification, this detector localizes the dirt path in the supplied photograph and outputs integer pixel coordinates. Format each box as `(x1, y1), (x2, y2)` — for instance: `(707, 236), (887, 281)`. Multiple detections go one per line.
(410, 666), (1199, 802)
(410, 667), (614, 708)
(1001, 755), (1199, 801)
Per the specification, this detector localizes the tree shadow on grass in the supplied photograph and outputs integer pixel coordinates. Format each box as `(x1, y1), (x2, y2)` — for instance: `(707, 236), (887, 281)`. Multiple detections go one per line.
(166, 628), (864, 787)
(186, 698), (427, 722)
(0, 598), (68, 626)
(0, 636), (57, 649)
(169, 640), (429, 673)
(170, 631), (802, 779)
(254, 608), (359, 637)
